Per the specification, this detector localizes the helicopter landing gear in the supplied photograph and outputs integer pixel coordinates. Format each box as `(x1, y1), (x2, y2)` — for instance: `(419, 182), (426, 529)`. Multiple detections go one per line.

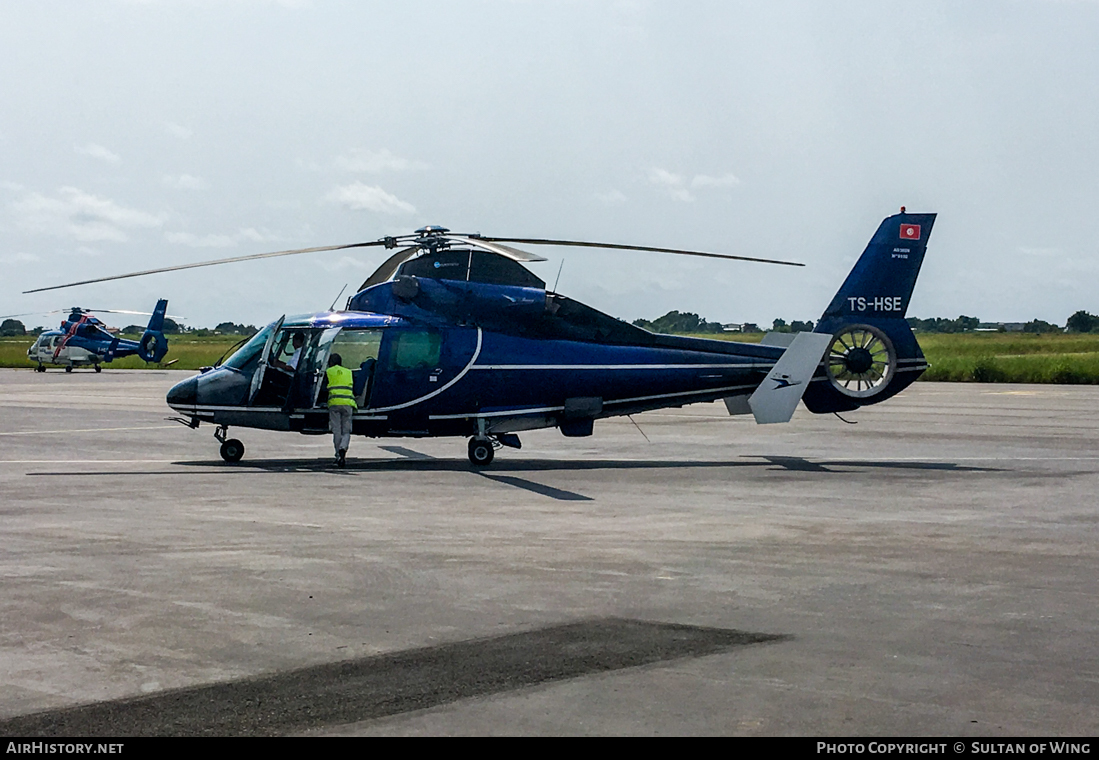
(34, 364), (45, 373)
(214, 424), (245, 463)
(468, 437), (496, 467)
(220, 439), (245, 463)
(94, 364), (102, 373)
(65, 366), (73, 373)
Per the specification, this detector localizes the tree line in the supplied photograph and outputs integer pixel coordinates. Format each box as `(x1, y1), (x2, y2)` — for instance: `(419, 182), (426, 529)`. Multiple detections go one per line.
(0, 318), (259, 337)
(631, 310), (1099, 335)
(6, 310), (1099, 338)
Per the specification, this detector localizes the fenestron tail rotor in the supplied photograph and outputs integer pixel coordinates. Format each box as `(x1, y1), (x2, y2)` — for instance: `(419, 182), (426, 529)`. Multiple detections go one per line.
(825, 325), (896, 398)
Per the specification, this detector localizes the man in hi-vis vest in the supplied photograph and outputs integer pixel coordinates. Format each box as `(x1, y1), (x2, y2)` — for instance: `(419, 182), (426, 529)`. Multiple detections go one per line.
(326, 353), (356, 467)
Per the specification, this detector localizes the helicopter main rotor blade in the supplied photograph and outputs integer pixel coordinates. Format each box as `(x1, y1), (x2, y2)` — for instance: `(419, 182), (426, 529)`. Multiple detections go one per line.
(22, 241), (392, 294)
(445, 236), (548, 263)
(475, 236), (805, 267)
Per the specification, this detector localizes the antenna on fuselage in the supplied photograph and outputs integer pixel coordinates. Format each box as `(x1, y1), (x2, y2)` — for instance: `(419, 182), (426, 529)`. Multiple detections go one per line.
(552, 259), (565, 293)
(329, 284), (348, 312)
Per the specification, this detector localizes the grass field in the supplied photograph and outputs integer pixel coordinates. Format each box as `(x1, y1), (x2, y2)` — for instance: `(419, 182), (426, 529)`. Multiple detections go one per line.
(0, 334), (245, 371)
(4, 331), (1099, 383)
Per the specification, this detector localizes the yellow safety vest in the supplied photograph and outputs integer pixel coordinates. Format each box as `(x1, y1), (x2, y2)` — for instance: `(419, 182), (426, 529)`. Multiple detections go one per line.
(326, 365), (357, 408)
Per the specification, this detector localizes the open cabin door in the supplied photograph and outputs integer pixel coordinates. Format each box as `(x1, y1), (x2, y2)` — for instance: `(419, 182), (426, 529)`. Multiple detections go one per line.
(308, 327), (343, 408)
(248, 315), (285, 406)
(320, 328), (385, 409)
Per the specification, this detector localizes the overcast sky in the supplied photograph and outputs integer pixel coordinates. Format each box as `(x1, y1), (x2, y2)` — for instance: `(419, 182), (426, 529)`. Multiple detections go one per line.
(2, 0), (1098, 329)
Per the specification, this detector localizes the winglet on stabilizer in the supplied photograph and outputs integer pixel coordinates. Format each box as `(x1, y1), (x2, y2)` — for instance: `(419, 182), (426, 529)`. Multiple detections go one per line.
(745, 332), (832, 424)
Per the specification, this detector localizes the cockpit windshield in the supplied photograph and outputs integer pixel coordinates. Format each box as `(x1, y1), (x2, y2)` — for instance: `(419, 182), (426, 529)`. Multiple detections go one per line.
(221, 322), (276, 371)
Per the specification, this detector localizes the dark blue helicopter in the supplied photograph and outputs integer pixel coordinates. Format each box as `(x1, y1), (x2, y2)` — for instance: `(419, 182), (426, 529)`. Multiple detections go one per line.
(27, 211), (933, 464)
(20, 301), (171, 372)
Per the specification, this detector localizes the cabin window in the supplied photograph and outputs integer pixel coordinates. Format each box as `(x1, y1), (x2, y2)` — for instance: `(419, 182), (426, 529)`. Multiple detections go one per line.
(389, 329), (441, 370)
(330, 329), (383, 369)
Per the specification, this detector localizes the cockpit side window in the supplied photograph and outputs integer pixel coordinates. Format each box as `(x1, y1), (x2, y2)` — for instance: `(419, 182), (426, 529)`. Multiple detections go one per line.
(222, 323), (275, 371)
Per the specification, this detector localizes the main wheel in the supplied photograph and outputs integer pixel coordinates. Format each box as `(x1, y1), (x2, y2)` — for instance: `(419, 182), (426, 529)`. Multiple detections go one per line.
(220, 438), (245, 463)
(35, 365), (45, 373)
(468, 438), (495, 467)
(94, 364), (102, 373)
(65, 366), (73, 373)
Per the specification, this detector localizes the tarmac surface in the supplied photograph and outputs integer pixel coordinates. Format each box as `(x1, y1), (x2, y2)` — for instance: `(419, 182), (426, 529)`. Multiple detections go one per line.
(0, 368), (1097, 736)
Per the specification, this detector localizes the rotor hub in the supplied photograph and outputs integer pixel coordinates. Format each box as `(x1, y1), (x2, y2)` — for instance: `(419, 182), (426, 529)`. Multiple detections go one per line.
(842, 346), (874, 374)
(414, 225), (452, 253)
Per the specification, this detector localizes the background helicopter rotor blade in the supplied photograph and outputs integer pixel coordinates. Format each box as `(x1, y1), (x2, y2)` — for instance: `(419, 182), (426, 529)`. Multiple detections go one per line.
(81, 308), (186, 318)
(445, 236), (548, 263)
(22, 240), (394, 294)
(1, 308), (184, 320)
(0, 310), (71, 319)
(474, 236), (805, 267)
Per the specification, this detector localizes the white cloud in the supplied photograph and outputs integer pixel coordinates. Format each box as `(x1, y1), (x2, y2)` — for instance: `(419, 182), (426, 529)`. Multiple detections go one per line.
(75, 143), (121, 163)
(165, 227), (280, 248)
(0, 251), (40, 264)
(162, 174), (207, 190)
(1019, 246), (1062, 257)
(648, 168), (693, 202)
(318, 254), (373, 273)
(12, 187), (162, 242)
(649, 168), (742, 201)
(691, 173), (741, 189)
(1, 181), (25, 192)
(334, 148), (429, 173)
(164, 122), (193, 140)
(325, 182), (416, 215)
(594, 189), (628, 205)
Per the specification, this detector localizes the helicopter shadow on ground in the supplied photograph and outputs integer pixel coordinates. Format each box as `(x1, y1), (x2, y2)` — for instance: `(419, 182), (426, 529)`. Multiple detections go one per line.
(167, 454), (1003, 476)
(181, 454), (1003, 502)
(27, 455), (1003, 503)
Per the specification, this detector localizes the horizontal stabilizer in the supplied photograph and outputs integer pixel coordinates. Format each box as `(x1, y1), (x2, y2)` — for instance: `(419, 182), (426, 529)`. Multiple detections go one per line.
(760, 332), (797, 348)
(748, 332), (832, 424)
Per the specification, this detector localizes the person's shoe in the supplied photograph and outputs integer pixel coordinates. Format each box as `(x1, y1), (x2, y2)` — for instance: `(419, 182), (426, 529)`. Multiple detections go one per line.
(337, 449), (347, 468)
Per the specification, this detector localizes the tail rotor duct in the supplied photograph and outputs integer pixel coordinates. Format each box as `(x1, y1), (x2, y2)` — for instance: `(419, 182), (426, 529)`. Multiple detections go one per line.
(826, 325), (896, 399)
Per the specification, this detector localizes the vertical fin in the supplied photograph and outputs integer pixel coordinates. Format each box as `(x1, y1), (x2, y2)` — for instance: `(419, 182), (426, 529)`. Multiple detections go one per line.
(821, 212), (936, 322)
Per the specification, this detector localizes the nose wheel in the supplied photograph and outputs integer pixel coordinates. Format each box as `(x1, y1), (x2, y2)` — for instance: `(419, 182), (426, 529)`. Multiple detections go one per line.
(468, 437), (496, 467)
(220, 439), (245, 463)
(215, 425), (245, 463)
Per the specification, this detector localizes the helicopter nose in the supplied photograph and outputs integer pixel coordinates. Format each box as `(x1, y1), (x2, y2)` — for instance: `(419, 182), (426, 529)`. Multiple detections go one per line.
(167, 375), (198, 407)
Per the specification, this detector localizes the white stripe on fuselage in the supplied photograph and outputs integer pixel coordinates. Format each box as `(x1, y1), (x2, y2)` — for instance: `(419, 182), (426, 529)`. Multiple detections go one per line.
(469, 362), (771, 371)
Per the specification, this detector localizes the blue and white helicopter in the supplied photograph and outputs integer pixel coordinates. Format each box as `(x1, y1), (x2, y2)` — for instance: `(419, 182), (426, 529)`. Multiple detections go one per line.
(27, 210), (934, 464)
(19, 302), (172, 372)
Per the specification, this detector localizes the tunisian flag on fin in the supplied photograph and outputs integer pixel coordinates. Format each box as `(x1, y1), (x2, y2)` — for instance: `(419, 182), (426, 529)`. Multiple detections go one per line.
(899, 223), (921, 240)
